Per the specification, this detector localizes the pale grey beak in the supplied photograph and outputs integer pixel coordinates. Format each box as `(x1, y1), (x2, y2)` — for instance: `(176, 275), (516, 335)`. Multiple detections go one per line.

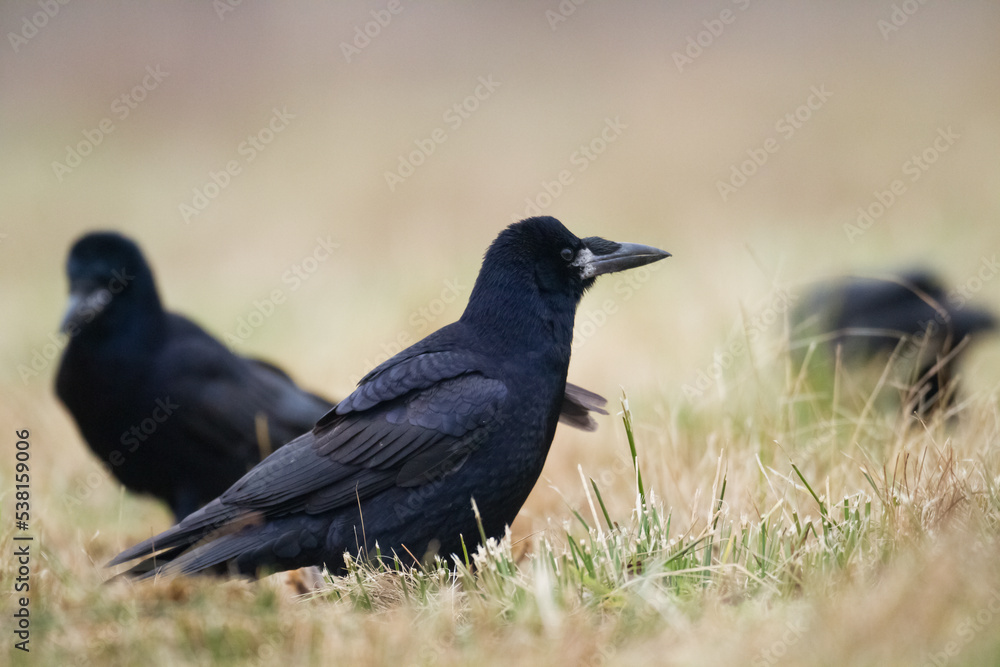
(577, 238), (671, 278)
(60, 286), (113, 333)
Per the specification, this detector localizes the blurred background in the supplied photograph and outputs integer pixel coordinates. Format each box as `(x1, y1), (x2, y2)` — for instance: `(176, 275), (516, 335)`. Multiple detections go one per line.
(2, 2), (999, 537)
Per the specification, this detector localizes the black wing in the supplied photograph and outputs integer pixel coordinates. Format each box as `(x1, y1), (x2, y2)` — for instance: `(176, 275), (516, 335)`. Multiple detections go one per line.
(161, 316), (333, 465)
(109, 348), (507, 570)
(559, 382), (608, 431)
(221, 365), (506, 513)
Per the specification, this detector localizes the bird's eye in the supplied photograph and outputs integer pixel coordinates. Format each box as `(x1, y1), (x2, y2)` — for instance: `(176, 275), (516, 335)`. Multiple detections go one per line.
(560, 248), (574, 262)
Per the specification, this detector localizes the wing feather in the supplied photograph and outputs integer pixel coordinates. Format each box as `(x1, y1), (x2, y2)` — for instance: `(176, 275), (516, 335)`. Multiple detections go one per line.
(111, 336), (509, 571)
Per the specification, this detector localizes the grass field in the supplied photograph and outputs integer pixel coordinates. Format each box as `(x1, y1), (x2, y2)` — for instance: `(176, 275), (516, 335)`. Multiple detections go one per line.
(3, 3), (1000, 665)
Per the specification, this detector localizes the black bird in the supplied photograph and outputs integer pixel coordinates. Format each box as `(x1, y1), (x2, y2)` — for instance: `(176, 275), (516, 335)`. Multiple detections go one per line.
(109, 216), (669, 578)
(56, 231), (336, 521)
(792, 269), (996, 410)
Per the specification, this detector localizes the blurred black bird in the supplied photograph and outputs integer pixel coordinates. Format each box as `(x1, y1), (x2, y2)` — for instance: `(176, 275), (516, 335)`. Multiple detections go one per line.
(109, 216), (669, 578)
(792, 269), (996, 411)
(56, 231), (336, 521)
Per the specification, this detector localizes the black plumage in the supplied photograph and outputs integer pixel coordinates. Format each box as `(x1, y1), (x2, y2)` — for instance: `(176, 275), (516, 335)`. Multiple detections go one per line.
(109, 216), (669, 578)
(792, 269), (996, 410)
(55, 232), (335, 520)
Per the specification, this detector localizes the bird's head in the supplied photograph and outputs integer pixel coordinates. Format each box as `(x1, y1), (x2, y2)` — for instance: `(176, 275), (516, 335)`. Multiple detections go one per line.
(462, 216), (669, 346)
(60, 231), (161, 335)
(479, 216), (669, 296)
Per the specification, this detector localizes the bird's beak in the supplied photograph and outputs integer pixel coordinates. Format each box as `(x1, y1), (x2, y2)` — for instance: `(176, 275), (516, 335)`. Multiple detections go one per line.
(580, 240), (671, 278)
(60, 285), (113, 333)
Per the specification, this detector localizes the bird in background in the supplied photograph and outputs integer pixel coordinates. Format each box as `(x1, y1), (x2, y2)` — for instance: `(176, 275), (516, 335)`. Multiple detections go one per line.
(56, 231), (336, 521)
(109, 216), (670, 579)
(791, 269), (997, 411)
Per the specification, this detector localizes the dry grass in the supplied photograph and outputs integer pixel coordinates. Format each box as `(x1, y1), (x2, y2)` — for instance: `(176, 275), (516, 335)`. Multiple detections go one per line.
(8, 377), (1000, 666)
(3, 3), (1000, 666)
